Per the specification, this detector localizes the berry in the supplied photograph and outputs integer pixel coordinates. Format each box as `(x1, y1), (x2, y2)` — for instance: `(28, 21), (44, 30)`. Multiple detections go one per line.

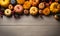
(45, 3), (49, 7)
(10, 0), (17, 5)
(0, 8), (5, 13)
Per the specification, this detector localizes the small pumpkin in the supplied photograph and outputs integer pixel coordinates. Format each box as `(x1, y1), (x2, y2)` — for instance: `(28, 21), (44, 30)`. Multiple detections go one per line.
(0, 0), (10, 7)
(29, 0), (39, 6)
(8, 4), (13, 10)
(43, 7), (50, 15)
(50, 2), (59, 13)
(23, 1), (31, 9)
(38, 3), (45, 9)
(30, 7), (38, 15)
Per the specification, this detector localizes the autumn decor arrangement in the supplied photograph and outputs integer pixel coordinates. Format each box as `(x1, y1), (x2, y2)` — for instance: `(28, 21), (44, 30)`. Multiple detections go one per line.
(0, 0), (60, 20)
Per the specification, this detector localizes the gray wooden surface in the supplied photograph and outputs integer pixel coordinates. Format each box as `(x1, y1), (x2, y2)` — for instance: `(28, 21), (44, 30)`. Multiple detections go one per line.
(0, 15), (60, 36)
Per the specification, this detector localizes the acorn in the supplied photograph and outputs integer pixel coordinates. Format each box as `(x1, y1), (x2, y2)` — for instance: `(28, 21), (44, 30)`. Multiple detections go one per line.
(39, 10), (43, 15)
(54, 14), (60, 20)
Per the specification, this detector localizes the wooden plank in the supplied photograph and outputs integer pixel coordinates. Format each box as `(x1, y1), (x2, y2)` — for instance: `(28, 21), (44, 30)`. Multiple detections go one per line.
(0, 15), (60, 26)
(0, 26), (60, 36)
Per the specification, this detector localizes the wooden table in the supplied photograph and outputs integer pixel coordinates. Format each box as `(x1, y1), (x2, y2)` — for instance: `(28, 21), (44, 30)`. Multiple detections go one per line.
(0, 15), (60, 36)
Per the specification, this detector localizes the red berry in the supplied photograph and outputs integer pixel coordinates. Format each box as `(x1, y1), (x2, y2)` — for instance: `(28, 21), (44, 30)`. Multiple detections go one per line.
(45, 3), (49, 7)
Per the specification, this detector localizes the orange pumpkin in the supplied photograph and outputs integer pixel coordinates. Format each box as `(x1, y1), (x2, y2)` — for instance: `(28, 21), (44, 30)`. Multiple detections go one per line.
(23, 1), (31, 9)
(29, 0), (39, 6)
(43, 7), (50, 15)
